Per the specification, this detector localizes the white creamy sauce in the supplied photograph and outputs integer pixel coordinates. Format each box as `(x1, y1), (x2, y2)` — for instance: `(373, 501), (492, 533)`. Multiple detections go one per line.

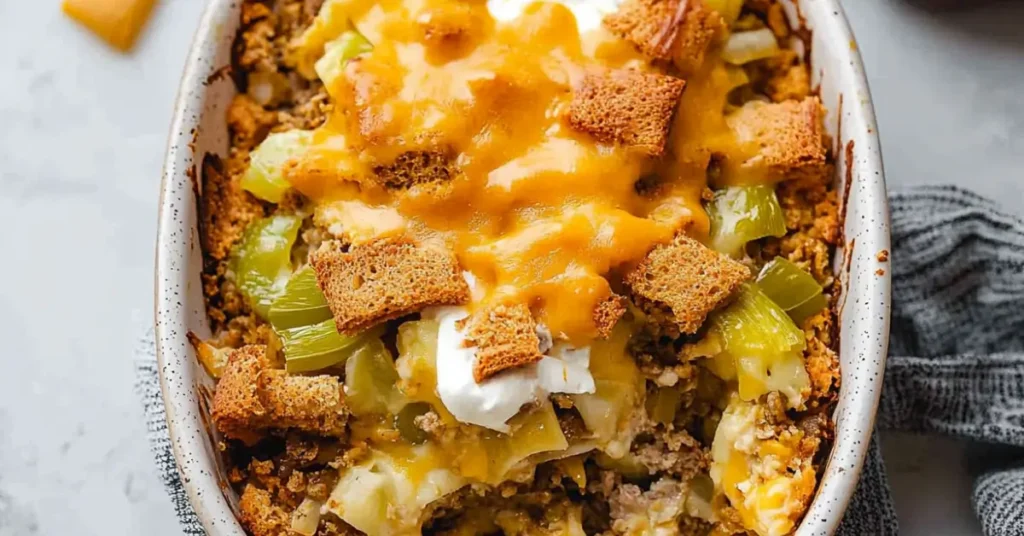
(487, 0), (619, 32)
(428, 306), (595, 432)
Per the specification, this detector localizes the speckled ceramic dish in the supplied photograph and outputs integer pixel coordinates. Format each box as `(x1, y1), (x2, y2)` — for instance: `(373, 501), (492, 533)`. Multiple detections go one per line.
(155, 1), (890, 534)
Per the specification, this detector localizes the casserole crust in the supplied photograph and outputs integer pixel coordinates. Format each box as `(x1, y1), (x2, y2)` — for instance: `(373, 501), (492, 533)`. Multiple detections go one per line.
(193, 0), (842, 535)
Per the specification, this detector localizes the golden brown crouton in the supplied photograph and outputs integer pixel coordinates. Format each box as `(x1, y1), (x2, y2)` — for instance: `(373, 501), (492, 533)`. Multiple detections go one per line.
(239, 484), (290, 536)
(462, 303), (543, 383)
(567, 69), (686, 156)
(212, 345), (349, 440)
(625, 235), (750, 334)
(594, 294), (628, 339)
(372, 150), (455, 189)
(725, 97), (827, 183)
(604, 0), (724, 74)
(310, 238), (470, 334)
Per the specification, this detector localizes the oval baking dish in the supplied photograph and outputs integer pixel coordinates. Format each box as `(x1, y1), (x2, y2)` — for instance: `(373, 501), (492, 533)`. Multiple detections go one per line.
(155, 1), (890, 534)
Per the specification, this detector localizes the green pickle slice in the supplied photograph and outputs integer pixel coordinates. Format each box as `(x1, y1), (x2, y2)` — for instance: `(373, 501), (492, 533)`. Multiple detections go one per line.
(269, 265), (332, 329)
(316, 29), (373, 96)
(394, 403), (433, 444)
(707, 186), (787, 257)
(230, 214), (303, 319)
(701, 283), (809, 406)
(278, 318), (365, 374)
(344, 338), (404, 416)
(757, 257), (828, 324)
(240, 130), (314, 203)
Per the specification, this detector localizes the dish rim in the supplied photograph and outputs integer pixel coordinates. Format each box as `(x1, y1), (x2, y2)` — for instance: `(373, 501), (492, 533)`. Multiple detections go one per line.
(154, 2), (891, 534)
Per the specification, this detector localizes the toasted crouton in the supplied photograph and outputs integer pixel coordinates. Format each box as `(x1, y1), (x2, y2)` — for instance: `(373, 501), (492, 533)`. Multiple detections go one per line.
(604, 0), (724, 74)
(310, 238), (470, 334)
(726, 97), (827, 183)
(462, 303), (543, 382)
(212, 345), (349, 440)
(372, 150), (455, 189)
(567, 69), (686, 156)
(594, 294), (628, 339)
(238, 484), (290, 536)
(625, 235), (750, 334)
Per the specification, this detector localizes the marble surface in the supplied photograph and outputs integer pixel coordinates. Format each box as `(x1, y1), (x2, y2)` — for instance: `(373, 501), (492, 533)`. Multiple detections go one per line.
(0, 0), (1020, 535)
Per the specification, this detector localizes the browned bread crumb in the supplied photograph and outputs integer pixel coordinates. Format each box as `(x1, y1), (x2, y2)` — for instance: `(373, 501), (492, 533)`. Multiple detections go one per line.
(211, 345), (349, 439)
(372, 150), (454, 189)
(594, 293), (627, 339)
(625, 235), (750, 334)
(726, 97), (827, 183)
(761, 178), (841, 407)
(310, 238), (470, 334)
(199, 154), (265, 262)
(803, 307), (840, 406)
(767, 176), (841, 283)
(462, 303), (544, 382)
(768, 65), (811, 102)
(603, 0), (724, 74)
(239, 485), (290, 536)
(227, 94), (279, 151)
(567, 69), (686, 156)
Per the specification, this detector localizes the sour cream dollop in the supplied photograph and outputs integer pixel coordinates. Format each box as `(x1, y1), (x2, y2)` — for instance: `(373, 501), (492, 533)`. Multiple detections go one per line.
(428, 306), (595, 432)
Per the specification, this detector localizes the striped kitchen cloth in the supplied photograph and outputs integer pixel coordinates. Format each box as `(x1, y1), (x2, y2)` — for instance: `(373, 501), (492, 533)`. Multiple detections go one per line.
(135, 185), (1024, 535)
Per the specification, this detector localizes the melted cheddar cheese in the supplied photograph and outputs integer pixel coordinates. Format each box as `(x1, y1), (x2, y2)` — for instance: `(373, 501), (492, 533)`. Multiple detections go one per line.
(288, 0), (745, 343)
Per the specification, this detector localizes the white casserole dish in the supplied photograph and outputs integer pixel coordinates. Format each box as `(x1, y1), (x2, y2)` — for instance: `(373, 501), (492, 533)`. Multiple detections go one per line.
(155, 2), (891, 534)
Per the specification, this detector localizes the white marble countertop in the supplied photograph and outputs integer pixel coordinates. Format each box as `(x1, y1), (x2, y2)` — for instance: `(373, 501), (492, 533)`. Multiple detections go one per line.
(0, 0), (1020, 534)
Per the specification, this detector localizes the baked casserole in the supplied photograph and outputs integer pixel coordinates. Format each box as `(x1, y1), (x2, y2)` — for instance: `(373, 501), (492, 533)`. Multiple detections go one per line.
(192, 0), (842, 534)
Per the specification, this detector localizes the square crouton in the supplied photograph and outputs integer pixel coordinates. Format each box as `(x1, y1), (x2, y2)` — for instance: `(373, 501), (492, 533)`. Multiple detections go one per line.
(604, 0), (724, 75)
(310, 238), (470, 334)
(594, 293), (628, 339)
(461, 303), (544, 383)
(625, 235), (750, 334)
(372, 150), (455, 189)
(211, 345), (349, 440)
(725, 97), (827, 183)
(568, 69), (686, 156)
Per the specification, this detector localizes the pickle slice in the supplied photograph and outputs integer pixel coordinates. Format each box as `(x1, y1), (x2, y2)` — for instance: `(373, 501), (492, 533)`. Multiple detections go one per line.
(268, 265), (332, 329)
(240, 130), (314, 203)
(394, 402), (433, 444)
(278, 318), (364, 373)
(707, 186), (786, 257)
(757, 257), (828, 324)
(316, 29), (373, 96)
(701, 284), (810, 407)
(230, 214), (303, 319)
(344, 338), (403, 416)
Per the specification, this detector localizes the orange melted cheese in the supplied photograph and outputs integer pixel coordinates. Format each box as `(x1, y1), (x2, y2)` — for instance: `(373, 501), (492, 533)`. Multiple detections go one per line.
(292, 0), (741, 343)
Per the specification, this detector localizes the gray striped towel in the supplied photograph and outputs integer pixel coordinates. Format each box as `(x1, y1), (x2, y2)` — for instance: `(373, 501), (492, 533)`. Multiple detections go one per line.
(135, 185), (1024, 535)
